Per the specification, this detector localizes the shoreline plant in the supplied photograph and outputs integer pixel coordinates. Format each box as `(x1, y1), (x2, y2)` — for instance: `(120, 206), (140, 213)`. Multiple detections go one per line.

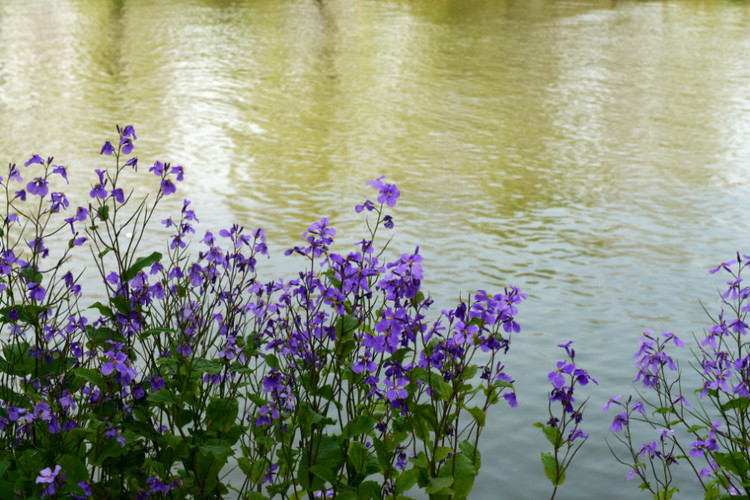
(0, 127), (526, 499)
(605, 255), (750, 500)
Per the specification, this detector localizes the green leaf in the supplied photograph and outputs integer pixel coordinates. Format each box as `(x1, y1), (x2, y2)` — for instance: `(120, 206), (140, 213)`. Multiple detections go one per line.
(250, 459), (266, 485)
(264, 353), (278, 369)
(721, 397), (750, 412)
(713, 452), (750, 478)
(425, 476), (453, 495)
(438, 451), (477, 499)
(74, 367), (104, 387)
(433, 447), (453, 463)
(97, 205), (109, 222)
(395, 468), (420, 494)
(358, 481), (382, 500)
(459, 440), (481, 469)
(309, 464), (337, 484)
(199, 444), (232, 460)
(540, 452), (566, 486)
(0, 458), (10, 478)
(122, 251), (162, 282)
(343, 415), (374, 438)
(541, 424), (563, 448)
(653, 407), (676, 415)
(20, 267), (42, 285)
(297, 401), (333, 435)
(347, 441), (370, 475)
(0, 304), (48, 326)
(206, 397), (239, 433)
(194, 358), (224, 375)
(653, 487), (679, 500)
(111, 294), (132, 315)
(147, 389), (176, 404)
(88, 302), (114, 319)
(334, 492), (359, 500)
(467, 406), (485, 427)
(85, 325), (125, 347)
(141, 327), (174, 339)
(410, 291), (425, 307)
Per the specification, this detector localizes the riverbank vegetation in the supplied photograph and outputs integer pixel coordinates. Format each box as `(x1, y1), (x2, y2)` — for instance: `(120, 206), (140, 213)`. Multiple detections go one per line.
(0, 127), (747, 499)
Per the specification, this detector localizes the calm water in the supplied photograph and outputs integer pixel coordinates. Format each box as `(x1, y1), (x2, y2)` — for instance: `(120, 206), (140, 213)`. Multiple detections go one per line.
(2, 0), (750, 498)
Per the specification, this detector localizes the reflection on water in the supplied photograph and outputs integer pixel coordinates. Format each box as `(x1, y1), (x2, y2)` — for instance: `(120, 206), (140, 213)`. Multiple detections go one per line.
(2, 0), (750, 498)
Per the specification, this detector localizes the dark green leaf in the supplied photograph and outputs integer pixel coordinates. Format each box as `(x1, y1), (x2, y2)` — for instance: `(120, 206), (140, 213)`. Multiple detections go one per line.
(467, 406), (485, 427)
(714, 452), (750, 478)
(425, 476), (453, 495)
(88, 302), (114, 319)
(721, 397), (750, 412)
(147, 389), (176, 404)
(122, 252), (162, 282)
(74, 367), (104, 388)
(343, 415), (374, 438)
(394, 468), (420, 494)
(20, 267), (42, 285)
(540, 452), (566, 486)
(309, 464), (337, 484)
(97, 205), (109, 222)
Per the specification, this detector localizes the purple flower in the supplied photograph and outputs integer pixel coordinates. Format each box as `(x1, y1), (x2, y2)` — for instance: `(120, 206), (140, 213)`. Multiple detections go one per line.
(72, 481), (91, 499)
(101, 341), (137, 385)
(111, 188), (125, 204)
(172, 165), (184, 181)
(27, 177), (49, 197)
(353, 351), (378, 374)
(90, 183), (107, 199)
(355, 200), (375, 213)
(36, 465), (64, 498)
(662, 332), (685, 347)
(548, 361), (574, 389)
(656, 427), (674, 442)
(638, 441), (658, 458)
(52, 165), (69, 183)
(367, 176), (400, 207)
(610, 412), (628, 432)
(150, 161), (164, 176)
(384, 377), (409, 402)
(105, 427), (126, 447)
(627, 466), (644, 481)
(147, 477), (171, 494)
(120, 138), (134, 155)
(263, 369), (284, 393)
(50, 192), (69, 212)
(28, 282), (46, 301)
(262, 464), (279, 485)
(176, 342), (192, 357)
(558, 341), (575, 359)
(100, 141), (115, 155)
(8, 165), (22, 183)
(161, 179), (176, 196)
(25, 155), (45, 167)
(503, 391), (518, 407)
(121, 125), (137, 140)
(36, 465), (61, 484)
(569, 429), (588, 441)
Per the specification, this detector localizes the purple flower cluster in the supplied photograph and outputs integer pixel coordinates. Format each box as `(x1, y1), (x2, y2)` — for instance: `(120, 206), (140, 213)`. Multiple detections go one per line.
(0, 129), (530, 499)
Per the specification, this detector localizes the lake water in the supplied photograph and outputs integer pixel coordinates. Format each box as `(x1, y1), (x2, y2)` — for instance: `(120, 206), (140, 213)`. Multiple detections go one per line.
(2, 0), (750, 498)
